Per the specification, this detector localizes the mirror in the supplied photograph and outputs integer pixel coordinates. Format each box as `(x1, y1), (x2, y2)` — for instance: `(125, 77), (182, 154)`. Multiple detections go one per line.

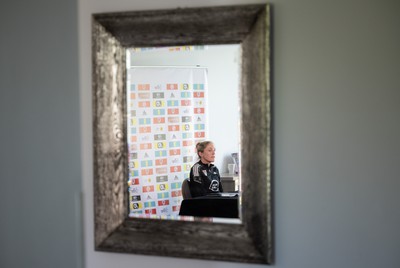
(92, 4), (272, 264)
(126, 44), (241, 221)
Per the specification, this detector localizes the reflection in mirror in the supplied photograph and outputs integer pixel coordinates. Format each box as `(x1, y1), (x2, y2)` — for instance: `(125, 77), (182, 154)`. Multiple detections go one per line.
(126, 45), (241, 222)
(92, 4), (271, 263)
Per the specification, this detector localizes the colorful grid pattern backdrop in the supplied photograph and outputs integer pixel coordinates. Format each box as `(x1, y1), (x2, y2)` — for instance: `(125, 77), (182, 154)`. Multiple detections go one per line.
(127, 67), (208, 218)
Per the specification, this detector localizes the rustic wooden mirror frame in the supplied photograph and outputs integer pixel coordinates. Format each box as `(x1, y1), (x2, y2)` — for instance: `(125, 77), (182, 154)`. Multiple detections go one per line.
(92, 4), (271, 264)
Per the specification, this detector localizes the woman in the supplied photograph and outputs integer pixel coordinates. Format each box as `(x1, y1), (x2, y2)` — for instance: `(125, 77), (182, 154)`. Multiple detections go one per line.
(188, 141), (223, 197)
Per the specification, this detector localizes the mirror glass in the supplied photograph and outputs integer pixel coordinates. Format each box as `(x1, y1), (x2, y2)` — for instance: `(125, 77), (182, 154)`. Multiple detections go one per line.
(126, 44), (242, 222)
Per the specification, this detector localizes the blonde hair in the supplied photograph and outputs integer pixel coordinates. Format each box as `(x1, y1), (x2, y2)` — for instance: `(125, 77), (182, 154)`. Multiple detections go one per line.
(196, 141), (214, 159)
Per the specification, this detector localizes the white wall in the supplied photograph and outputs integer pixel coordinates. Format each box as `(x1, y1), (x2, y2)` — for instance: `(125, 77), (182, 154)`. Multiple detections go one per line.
(129, 45), (240, 171)
(77, 0), (400, 268)
(1, 0), (82, 268)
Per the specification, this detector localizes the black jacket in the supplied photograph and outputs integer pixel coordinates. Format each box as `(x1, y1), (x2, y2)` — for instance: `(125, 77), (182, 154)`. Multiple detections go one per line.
(188, 161), (223, 197)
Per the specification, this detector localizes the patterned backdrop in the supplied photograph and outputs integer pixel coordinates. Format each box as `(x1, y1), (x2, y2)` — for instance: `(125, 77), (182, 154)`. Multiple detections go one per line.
(127, 67), (208, 219)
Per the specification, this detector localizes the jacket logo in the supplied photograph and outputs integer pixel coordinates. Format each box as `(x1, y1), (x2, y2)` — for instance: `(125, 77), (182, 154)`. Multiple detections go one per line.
(209, 180), (219, 192)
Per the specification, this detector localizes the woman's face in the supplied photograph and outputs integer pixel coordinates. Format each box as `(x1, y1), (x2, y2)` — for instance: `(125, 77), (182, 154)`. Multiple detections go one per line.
(199, 143), (216, 164)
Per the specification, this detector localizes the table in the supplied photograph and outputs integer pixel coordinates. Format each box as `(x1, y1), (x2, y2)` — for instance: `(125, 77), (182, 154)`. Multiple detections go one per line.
(179, 194), (239, 218)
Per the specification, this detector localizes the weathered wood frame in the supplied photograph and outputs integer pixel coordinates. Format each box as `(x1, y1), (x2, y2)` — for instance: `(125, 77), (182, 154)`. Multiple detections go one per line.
(92, 4), (272, 264)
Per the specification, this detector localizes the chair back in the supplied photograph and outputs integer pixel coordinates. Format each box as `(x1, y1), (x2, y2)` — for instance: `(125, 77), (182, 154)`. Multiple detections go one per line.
(181, 179), (192, 199)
